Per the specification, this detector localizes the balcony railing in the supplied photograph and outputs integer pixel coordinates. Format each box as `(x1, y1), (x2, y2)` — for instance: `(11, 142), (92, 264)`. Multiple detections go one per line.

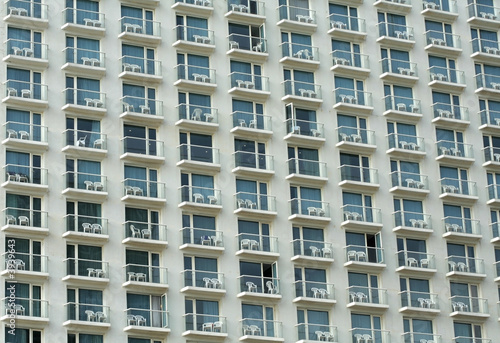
(230, 72), (269, 92)
(345, 245), (384, 265)
(334, 87), (372, 106)
(125, 264), (168, 284)
(3, 164), (47, 186)
(483, 146), (500, 163)
(184, 313), (226, 333)
(467, 2), (500, 21)
(436, 141), (473, 158)
(1, 297), (48, 318)
(328, 13), (366, 33)
(446, 256), (485, 274)
(64, 47), (104, 67)
(396, 250), (435, 269)
(179, 185), (221, 206)
(336, 126), (375, 145)
(4, 121), (47, 143)
(3, 207), (48, 228)
(377, 22), (414, 40)
(393, 211), (431, 230)
(238, 275), (279, 294)
(176, 25), (214, 45)
(122, 136), (164, 157)
(285, 118), (324, 138)
(175, 0), (213, 7)
(232, 111), (270, 131)
(120, 16), (160, 37)
(65, 214), (108, 235)
(125, 308), (169, 328)
(178, 144), (219, 164)
(121, 56), (161, 76)
(227, 0), (265, 15)
(453, 338), (491, 343)
(429, 66), (465, 84)
(181, 227), (222, 247)
(495, 261), (500, 278)
(236, 232), (278, 253)
(471, 38), (500, 56)
(439, 178), (477, 196)
(235, 192), (276, 213)
(63, 171), (106, 192)
(283, 80), (322, 99)
(227, 33), (266, 53)
(443, 216), (480, 235)
(342, 205), (382, 224)
(240, 318), (282, 338)
(450, 295), (488, 314)
(424, 30), (461, 49)
(291, 239), (333, 259)
(124, 220), (167, 241)
(280, 42), (318, 61)
(400, 290), (439, 309)
(278, 4), (316, 24)
(294, 280), (335, 300)
(390, 171), (428, 190)
(296, 323), (337, 342)
(122, 178), (166, 199)
(432, 102), (469, 121)
(347, 286), (388, 305)
(176, 64), (215, 84)
(290, 198), (330, 218)
(177, 103), (216, 123)
(182, 269), (224, 289)
(234, 151), (274, 171)
(122, 96), (162, 117)
(480, 109), (500, 127)
(475, 73), (500, 90)
(7, 0), (48, 20)
(422, 0), (457, 13)
(384, 95), (421, 114)
(287, 158), (326, 178)
(63, 88), (105, 108)
(64, 129), (106, 150)
(491, 222), (500, 240)
(331, 50), (369, 69)
(64, 258), (108, 278)
(381, 58), (418, 77)
(5, 80), (47, 101)
(6, 39), (47, 60)
(402, 332), (442, 343)
(1, 251), (48, 273)
(63, 7), (104, 27)
(339, 165), (378, 184)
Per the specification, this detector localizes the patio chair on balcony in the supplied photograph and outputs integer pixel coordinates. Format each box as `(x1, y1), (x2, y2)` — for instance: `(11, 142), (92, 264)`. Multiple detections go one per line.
(246, 281), (257, 292)
(250, 325), (261, 335)
(21, 89), (31, 98)
(132, 187), (143, 196)
(211, 278), (221, 289)
(316, 331), (326, 341)
(82, 223), (92, 233)
(203, 322), (214, 331)
(141, 229), (151, 239)
(6, 215), (16, 225)
(363, 334), (374, 343)
(136, 315), (147, 326)
(356, 251), (367, 262)
(448, 261), (457, 271)
(356, 292), (368, 302)
(420, 258), (430, 268)
(243, 325), (253, 335)
(457, 262), (468, 272)
(418, 298), (427, 308)
(92, 224), (102, 234)
(14, 259), (25, 270)
(347, 250), (357, 261)
(240, 239), (251, 249)
(245, 199), (257, 209)
(406, 257), (418, 267)
(6, 87), (17, 97)
(322, 247), (333, 258)
(191, 108), (203, 121)
(129, 225), (141, 238)
(310, 246), (321, 257)
(128, 272), (137, 281)
(84, 180), (94, 190)
(266, 281), (278, 294)
(85, 310), (96, 321)
(319, 288), (329, 299)
(213, 321), (223, 332)
(307, 207), (317, 216)
(18, 216), (29, 226)
(253, 42), (263, 52)
(354, 334), (364, 343)
(96, 311), (106, 322)
(211, 235), (223, 247)
(201, 235), (211, 245)
(207, 195), (218, 205)
(127, 315), (137, 325)
(203, 277), (213, 288)
(76, 135), (87, 147)
(193, 193), (204, 203)
(7, 129), (18, 139)
(94, 182), (104, 191)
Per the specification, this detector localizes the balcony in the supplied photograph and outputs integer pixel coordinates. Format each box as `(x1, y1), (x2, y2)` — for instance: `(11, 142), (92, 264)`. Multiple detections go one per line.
(121, 137), (165, 165)
(225, 0), (266, 25)
(282, 81), (322, 107)
(293, 280), (336, 308)
(4, 39), (48, 70)
(475, 73), (500, 98)
(374, 0), (412, 13)
(172, 0), (214, 18)
(179, 227), (223, 255)
(234, 193), (277, 221)
(396, 251), (437, 276)
(124, 308), (170, 338)
(346, 286), (389, 312)
(229, 73), (272, 101)
(350, 329), (390, 343)
(471, 38), (500, 65)
(490, 222), (500, 244)
(174, 64), (216, 93)
(284, 118), (325, 148)
(286, 158), (327, 186)
(235, 233), (279, 262)
(495, 261), (500, 281)
(178, 185), (222, 214)
(296, 324), (338, 343)
(389, 172), (429, 198)
(2, 207), (48, 236)
(383, 95), (422, 122)
(119, 56), (162, 83)
(424, 30), (462, 56)
(176, 104), (217, 134)
(0, 252), (48, 281)
(446, 256), (486, 281)
(63, 214), (109, 244)
(442, 216), (481, 242)
(380, 58), (418, 85)
(279, 42), (319, 71)
(487, 184), (500, 206)
(339, 165), (379, 193)
(399, 291), (440, 315)
(3, 121), (48, 152)
(439, 178), (478, 204)
(453, 338), (491, 343)
(63, 302), (109, 333)
(467, 3), (500, 29)
(336, 127), (376, 154)
(62, 129), (106, 160)
(435, 141), (474, 166)
(5, 0), (48, 28)
(482, 146), (500, 169)
(121, 178), (166, 208)
(122, 221), (168, 251)
(288, 199), (330, 225)
(226, 34), (268, 63)
(237, 275), (281, 301)
(61, 47), (105, 78)
(387, 134), (426, 160)
(177, 144), (220, 174)
(239, 318), (284, 342)
(344, 246), (386, 273)
(290, 239), (334, 265)
(62, 8), (105, 37)
(328, 13), (366, 41)
(183, 314), (228, 340)
(376, 22), (415, 49)
(119, 16), (161, 46)
(62, 258), (109, 288)
(232, 151), (275, 179)
(2, 164), (48, 195)
(393, 211), (433, 237)
(0, 297), (48, 328)
(402, 333), (442, 343)
(428, 66), (466, 91)
(333, 88), (373, 115)
(62, 88), (106, 117)
(62, 172), (107, 201)
(173, 25), (215, 54)
(120, 96), (163, 127)
(421, 0), (458, 21)
(479, 109), (500, 133)
(277, 5), (317, 33)
(3, 80), (48, 111)
(330, 51), (370, 79)
(123, 264), (169, 294)
(230, 111), (272, 139)
(431, 102), (470, 128)
(450, 296), (489, 320)
(341, 205), (383, 233)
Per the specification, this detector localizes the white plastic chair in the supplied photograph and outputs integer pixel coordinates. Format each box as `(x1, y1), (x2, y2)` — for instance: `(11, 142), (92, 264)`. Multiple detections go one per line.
(18, 216), (29, 226)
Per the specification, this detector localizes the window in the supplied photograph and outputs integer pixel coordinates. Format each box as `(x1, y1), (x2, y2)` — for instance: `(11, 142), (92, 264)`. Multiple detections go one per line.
(297, 309), (330, 341)
(65, 76), (100, 106)
(234, 139), (266, 169)
(447, 243), (477, 271)
(400, 278), (431, 308)
(475, 63), (500, 89)
(5, 237), (42, 272)
(287, 146), (320, 176)
(331, 40), (362, 67)
(403, 318), (434, 343)
(342, 192), (373, 221)
(123, 84), (158, 115)
(329, 3), (360, 30)
(65, 158), (101, 190)
(240, 260), (277, 293)
(443, 204), (473, 234)
(334, 76), (365, 104)
(65, 0), (100, 26)
(5, 328), (41, 343)
(450, 282), (480, 311)
(7, 67), (42, 98)
(339, 153), (371, 183)
(7, 27), (42, 58)
(66, 244), (103, 277)
(346, 232), (382, 264)
(67, 288), (103, 321)
(431, 91), (462, 118)
(6, 108), (42, 142)
(440, 166), (470, 193)
(241, 303), (275, 336)
(290, 185), (323, 215)
(124, 165), (158, 198)
(177, 15), (209, 41)
(285, 104), (319, 136)
(127, 293), (167, 328)
(281, 31), (312, 58)
(380, 48), (411, 74)
(436, 128), (465, 155)
(377, 12), (408, 38)
(181, 173), (215, 202)
(479, 98), (500, 125)
(127, 338), (162, 343)
(178, 91), (212, 122)
(396, 237), (427, 267)
(238, 219), (271, 251)
(230, 61), (263, 89)
(5, 193), (43, 227)
(393, 198), (424, 227)
(390, 160), (421, 188)
(384, 84), (415, 112)
(126, 249), (160, 283)
(483, 133), (500, 159)
(67, 334), (103, 343)
(350, 313), (382, 342)
(236, 179), (269, 212)
(228, 22), (265, 51)
(491, 209), (500, 237)
(292, 226), (326, 255)
(122, 6), (155, 35)
(66, 201), (102, 234)
(66, 117), (101, 148)
(182, 213), (216, 245)
(337, 114), (368, 142)
(284, 69), (316, 95)
(4, 282), (42, 317)
(179, 132), (213, 163)
(123, 124), (157, 155)
(453, 322), (483, 341)
(232, 99), (265, 129)
(66, 36), (100, 65)
(185, 298), (220, 331)
(424, 20), (453, 46)
(177, 53), (209, 82)
(471, 27), (498, 52)
(429, 55), (458, 82)
(294, 267), (328, 298)
(184, 255), (218, 287)
(5, 151), (42, 184)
